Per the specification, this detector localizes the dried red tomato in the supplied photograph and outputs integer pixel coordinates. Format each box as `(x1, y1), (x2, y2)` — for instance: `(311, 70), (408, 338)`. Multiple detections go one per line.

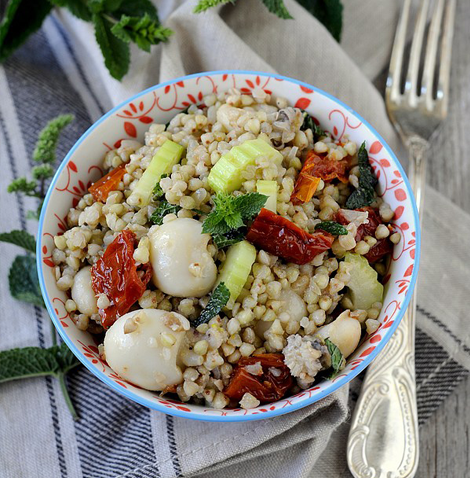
(224, 354), (293, 402)
(291, 173), (321, 205)
(91, 230), (152, 328)
(365, 238), (393, 263)
(89, 163), (126, 202)
(301, 151), (349, 184)
(246, 208), (334, 265)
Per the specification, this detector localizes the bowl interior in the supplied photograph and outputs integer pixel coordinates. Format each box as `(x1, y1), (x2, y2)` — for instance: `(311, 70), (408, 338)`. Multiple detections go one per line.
(38, 71), (420, 421)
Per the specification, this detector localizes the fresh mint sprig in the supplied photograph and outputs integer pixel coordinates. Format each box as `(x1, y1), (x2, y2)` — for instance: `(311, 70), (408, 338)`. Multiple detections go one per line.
(324, 338), (345, 379)
(193, 282), (231, 327)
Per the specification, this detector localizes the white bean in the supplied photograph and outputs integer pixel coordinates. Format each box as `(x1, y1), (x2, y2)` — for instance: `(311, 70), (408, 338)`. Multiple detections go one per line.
(71, 266), (98, 316)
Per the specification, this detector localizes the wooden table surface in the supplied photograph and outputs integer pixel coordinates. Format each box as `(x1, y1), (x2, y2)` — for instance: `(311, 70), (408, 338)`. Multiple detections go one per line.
(372, 1), (470, 476)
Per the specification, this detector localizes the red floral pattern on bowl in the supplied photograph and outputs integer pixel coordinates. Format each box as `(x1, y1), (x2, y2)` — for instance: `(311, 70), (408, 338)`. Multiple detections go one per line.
(37, 71), (420, 422)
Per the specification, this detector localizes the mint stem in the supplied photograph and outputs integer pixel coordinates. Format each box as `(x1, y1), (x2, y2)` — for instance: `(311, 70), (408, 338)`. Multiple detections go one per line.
(50, 319), (57, 346)
(58, 372), (78, 421)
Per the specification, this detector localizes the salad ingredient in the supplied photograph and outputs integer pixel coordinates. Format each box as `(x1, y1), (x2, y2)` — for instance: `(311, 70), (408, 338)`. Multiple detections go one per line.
(192, 282), (231, 327)
(152, 173), (168, 199)
(128, 140), (185, 207)
(149, 218), (217, 297)
(344, 252), (384, 309)
(290, 173), (321, 205)
(150, 200), (182, 225)
(91, 230), (152, 329)
(300, 111), (326, 140)
(280, 289), (307, 322)
(314, 221), (348, 236)
(207, 139), (282, 193)
(365, 238), (393, 264)
(88, 163), (126, 202)
(246, 208), (334, 265)
(211, 230), (246, 249)
(217, 240), (257, 308)
(283, 335), (325, 384)
(345, 142), (377, 209)
(71, 266), (98, 316)
(324, 338), (345, 379)
(256, 180), (278, 212)
(104, 309), (190, 391)
(301, 151), (349, 184)
(202, 192), (267, 236)
(316, 310), (361, 358)
(224, 354), (293, 402)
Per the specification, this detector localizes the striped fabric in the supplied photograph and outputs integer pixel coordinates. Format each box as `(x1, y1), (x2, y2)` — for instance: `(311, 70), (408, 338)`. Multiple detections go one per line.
(1, 1), (469, 477)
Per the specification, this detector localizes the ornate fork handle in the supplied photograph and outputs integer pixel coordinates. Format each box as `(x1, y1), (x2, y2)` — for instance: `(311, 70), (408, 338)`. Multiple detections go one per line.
(347, 138), (427, 478)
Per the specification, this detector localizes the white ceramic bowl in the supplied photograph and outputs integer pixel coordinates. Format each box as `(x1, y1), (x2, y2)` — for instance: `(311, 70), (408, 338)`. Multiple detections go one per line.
(38, 71), (420, 421)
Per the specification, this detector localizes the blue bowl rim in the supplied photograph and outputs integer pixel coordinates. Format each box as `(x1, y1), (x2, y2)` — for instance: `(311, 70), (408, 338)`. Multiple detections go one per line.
(37, 69), (421, 422)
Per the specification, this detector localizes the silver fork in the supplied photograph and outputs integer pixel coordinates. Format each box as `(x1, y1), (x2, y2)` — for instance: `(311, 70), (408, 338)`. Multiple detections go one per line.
(347, 1), (456, 476)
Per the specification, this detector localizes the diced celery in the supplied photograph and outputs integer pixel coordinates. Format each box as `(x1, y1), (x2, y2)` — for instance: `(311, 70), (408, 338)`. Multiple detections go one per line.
(128, 140), (184, 207)
(256, 180), (278, 212)
(208, 139), (283, 194)
(217, 240), (257, 309)
(344, 252), (384, 310)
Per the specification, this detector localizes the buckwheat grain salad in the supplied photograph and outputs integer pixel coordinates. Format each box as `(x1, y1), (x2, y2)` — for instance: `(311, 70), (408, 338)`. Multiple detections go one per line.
(52, 88), (400, 410)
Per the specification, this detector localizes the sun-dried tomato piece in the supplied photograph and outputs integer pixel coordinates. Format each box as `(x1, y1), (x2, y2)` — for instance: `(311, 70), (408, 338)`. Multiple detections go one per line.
(224, 354), (293, 403)
(89, 163), (126, 202)
(365, 238), (393, 263)
(291, 173), (321, 205)
(246, 208), (334, 265)
(302, 151), (349, 183)
(91, 230), (152, 328)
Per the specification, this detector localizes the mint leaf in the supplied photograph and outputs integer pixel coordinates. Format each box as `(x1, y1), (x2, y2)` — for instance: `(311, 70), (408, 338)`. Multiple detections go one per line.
(0, 0), (53, 62)
(194, 0), (235, 13)
(116, 0), (159, 19)
(345, 142), (377, 209)
(88, 0), (124, 14)
(325, 338), (344, 379)
(233, 192), (268, 221)
(111, 13), (172, 52)
(300, 110), (325, 141)
(33, 114), (74, 164)
(152, 173), (168, 199)
(261, 0), (293, 19)
(0, 343), (80, 383)
(297, 0), (343, 42)
(212, 230), (245, 249)
(93, 13), (130, 80)
(193, 283), (230, 327)
(314, 221), (347, 236)
(0, 230), (36, 253)
(9, 255), (45, 308)
(150, 200), (181, 225)
(7, 177), (38, 196)
(49, 0), (92, 21)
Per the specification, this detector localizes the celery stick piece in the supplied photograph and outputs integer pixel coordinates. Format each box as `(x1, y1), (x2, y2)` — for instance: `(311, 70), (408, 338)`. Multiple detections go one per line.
(217, 240), (257, 309)
(208, 138), (282, 194)
(128, 140), (184, 207)
(256, 180), (278, 212)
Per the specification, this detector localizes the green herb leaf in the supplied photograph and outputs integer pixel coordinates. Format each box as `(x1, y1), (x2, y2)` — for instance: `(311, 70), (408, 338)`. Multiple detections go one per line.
(8, 255), (44, 308)
(325, 338), (344, 379)
(345, 142), (377, 209)
(300, 110), (325, 141)
(93, 13), (130, 80)
(261, 0), (293, 19)
(0, 0), (53, 62)
(49, 0), (92, 21)
(152, 173), (168, 199)
(296, 0), (343, 42)
(31, 164), (55, 180)
(193, 0), (235, 14)
(0, 230), (36, 253)
(7, 177), (38, 196)
(150, 200), (182, 225)
(314, 221), (348, 236)
(212, 230), (245, 249)
(193, 282), (230, 327)
(115, 0), (159, 19)
(0, 343), (80, 383)
(33, 114), (74, 164)
(111, 13), (172, 52)
(88, 0), (124, 14)
(202, 193), (267, 236)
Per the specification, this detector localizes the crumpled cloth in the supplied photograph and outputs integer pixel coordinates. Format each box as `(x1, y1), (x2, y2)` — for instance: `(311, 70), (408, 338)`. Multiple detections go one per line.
(1, 1), (469, 477)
